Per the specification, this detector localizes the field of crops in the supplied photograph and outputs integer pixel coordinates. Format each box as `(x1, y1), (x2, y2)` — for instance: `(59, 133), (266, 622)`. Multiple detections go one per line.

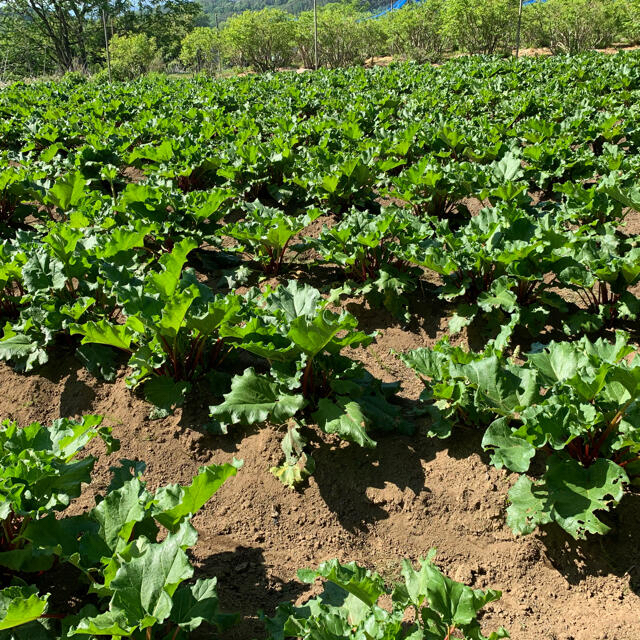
(1, 52), (640, 639)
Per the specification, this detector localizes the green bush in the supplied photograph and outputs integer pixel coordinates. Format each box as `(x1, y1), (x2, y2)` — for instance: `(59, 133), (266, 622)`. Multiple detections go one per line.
(443, 0), (518, 54)
(620, 0), (640, 43)
(108, 33), (162, 80)
(218, 8), (295, 71)
(180, 26), (220, 73)
(385, 0), (446, 63)
(293, 4), (386, 69)
(525, 0), (624, 54)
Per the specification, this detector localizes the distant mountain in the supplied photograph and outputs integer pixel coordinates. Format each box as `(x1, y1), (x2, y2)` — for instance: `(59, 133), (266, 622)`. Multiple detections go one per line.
(201, 0), (386, 24)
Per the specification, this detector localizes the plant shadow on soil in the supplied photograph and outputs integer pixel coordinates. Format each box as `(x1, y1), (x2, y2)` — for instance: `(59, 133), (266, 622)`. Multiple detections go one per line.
(534, 490), (640, 595)
(37, 351), (98, 417)
(192, 544), (308, 640)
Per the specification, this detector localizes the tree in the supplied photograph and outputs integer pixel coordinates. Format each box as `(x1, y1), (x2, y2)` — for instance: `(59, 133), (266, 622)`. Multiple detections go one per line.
(293, 4), (385, 69)
(0, 0), (205, 75)
(385, 0), (446, 63)
(443, 0), (519, 55)
(0, 0), (118, 71)
(108, 32), (160, 78)
(218, 8), (295, 71)
(525, 0), (625, 54)
(180, 25), (220, 72)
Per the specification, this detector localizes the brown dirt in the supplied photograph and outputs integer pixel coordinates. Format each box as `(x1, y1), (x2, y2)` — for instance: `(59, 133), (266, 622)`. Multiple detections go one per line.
(1, 289), (639, 640)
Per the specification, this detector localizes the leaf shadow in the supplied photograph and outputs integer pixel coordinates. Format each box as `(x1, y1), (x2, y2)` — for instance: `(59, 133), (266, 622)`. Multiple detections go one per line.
(535, 489), (640, 595)
(37, 351), (98, 418)
(191, 543), (307, 640)
(309, 422), (440, 533)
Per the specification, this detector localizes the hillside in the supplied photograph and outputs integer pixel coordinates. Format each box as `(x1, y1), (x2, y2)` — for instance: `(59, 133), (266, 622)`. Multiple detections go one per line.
(200, 0), (387, 23)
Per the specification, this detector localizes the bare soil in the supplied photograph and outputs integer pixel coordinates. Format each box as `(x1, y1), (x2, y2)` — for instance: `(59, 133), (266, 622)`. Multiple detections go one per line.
(2, 282), (639, 639)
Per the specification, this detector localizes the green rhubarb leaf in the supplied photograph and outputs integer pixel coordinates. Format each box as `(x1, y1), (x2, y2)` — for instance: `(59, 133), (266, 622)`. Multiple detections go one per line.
(507, 455), (628, 539)
(264, 280), (322, 321)
(0, 587), (49, 631)
(210, 368), (305, 426)
(153, 461), (241, 531)
(482, 417), (536, 473)
(90, 478), (149, 554)
(399, 554), (502, 627)
(45, 171), (86, 211)
(298, 559), (386, 607)
(270, 426), (315, 487)
(169, 578), (237, 632)
(0, 333), (48, 372)
(312, 397), (376, 448)
(156, 286), (198, 338)
(288, 312), (356, 358)
(149, 237), (199, 299)
(143, 376), (190, 413)
(70, 320), (138, 351)
(71, 522), (196, 634)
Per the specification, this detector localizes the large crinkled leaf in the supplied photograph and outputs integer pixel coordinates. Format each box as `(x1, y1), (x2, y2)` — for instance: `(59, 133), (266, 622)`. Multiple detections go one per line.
(90, 478), (149, 554)
(482, 417), (536, 473)
(143, 376), (190, 413)
(298, 559), (386, 608)
(70, 319), (139, 351)
(149, 237), (199, 299)
(0, 333), (48, 372)
(70, 522), (196, 634)
(210, 368), (305, 426)
(263, 280), (322, 321)
(399, 554), (502, 628)
(188, 296), (242, 336)
(100, 227), (151, 259)
(0, 587), (49, 630)
(76, 343), (120, 382)
(399, 348), (451, 380)
(22, 251), (66, 293)
(169, 578), (237, 631)
(312, 397), (376, 448)
(44, 171), (86, 211)
(66, 607), (135, 637)
(152, 461), (242, 531)
(287, 313), (347, 358)
(507, 455), (628, 539)
(516, 401), (575, 450)
(455, 357), (539, 414)
(477, 277), (517, 313)
(526, 341), (582, 384)
(22, 514), (95, 563)
(156, 286), (198, 338)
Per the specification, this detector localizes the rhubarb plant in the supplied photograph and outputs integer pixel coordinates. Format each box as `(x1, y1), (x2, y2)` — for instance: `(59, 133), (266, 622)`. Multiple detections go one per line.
(554, 223), (640, 334)
(71, 238), (246, 414)
(265, 553), (508, 640)
(404, 203), (565, 340)
(220, 201), (320, 275)
(0, 415), (119, 571)
(402, 332), (640, 539)
(305, 207), (427, 318)
(212, 281), (412, 486)
(0, 417), (240, 638)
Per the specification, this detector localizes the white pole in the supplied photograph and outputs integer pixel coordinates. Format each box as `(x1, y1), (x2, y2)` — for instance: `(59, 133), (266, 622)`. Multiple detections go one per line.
(313, 0), (318, 70)
(515, 0), (524, 59)
(102, 9), (112, 82)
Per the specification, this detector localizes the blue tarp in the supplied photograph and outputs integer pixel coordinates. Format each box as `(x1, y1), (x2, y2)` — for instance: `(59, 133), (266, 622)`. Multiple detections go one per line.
(371, 0), (545, 19)
(370, 0), (416, 19)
